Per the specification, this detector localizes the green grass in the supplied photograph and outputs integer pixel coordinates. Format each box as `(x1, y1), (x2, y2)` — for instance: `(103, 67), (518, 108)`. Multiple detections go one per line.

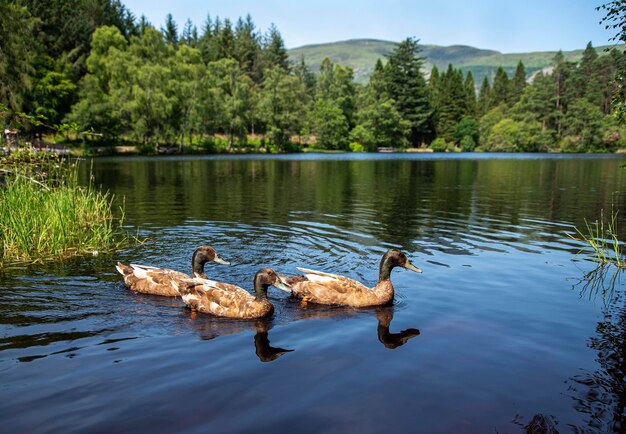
(0, 150), (129, 263)
(568, 209), (625, 268)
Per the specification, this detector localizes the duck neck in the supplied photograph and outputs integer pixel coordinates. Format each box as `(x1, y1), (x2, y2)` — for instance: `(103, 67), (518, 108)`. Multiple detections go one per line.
(253, 282), (269, 301)
(378, 258), (395, 282)
(191, 253), (207, 278)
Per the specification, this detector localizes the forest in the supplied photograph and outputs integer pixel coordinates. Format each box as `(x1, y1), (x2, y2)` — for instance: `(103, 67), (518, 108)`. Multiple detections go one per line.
(1, 0), (625, 153)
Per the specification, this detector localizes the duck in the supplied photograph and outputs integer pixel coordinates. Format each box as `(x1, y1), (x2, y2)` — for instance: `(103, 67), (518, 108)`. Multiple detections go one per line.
(175, 268), (291, 319)
(281, 249), (422, 307)
(115, 245), (230, 296)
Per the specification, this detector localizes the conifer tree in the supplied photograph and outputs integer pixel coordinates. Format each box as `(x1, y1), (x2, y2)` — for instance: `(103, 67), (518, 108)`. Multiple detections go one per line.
(490, 66), (510, 107)
(162, 13), (178, 47)
(217, 19), (235, 59)
(181, 19), (198, 47)
(384, 37), (432, 145)
(511, 61), (526, 103)
(478, 76), (491, 117)
(262, 24), (290, 72)
(464, 71), (477, 117)
(234, 15), (261, 81)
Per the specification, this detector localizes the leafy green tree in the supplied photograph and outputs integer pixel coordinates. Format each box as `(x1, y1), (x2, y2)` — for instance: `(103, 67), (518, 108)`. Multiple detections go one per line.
(597, 2), (626, 121)
(511, 72), (558, 134)
(478, 104), (508, 148)
(316, 57), (356, 128)
(454, 116), (479, 150)
(258, 67), (308, 148)
(68, 25), (128, 138)
(384, 37), (432, 145)
(310, 99), (349, 150)
(126, 27), (175, 145)
(485, 118), (550, 152)
(207, 58), (256, 149)
(561, 98), (606, 151)
(171, 45), (204, 150)
(0, 0), (37, 112)
(30, 57), (77, 133)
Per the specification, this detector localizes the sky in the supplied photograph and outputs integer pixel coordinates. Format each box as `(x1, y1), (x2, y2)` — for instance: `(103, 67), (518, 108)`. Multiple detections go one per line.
(122, 0), (617, 53)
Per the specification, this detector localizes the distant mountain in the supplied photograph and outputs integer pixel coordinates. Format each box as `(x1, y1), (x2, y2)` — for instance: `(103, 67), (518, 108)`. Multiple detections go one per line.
(288, 39), (623, 85)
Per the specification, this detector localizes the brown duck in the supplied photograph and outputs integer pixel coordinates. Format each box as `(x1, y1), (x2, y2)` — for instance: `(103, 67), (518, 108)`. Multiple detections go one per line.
(175, 268), (291, 319)
(115, 245), (230, 296)
(282, 249), (422, 307)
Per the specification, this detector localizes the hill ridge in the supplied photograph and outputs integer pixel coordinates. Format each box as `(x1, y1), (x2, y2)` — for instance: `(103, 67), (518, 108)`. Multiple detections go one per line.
(288, 38), (622, 84)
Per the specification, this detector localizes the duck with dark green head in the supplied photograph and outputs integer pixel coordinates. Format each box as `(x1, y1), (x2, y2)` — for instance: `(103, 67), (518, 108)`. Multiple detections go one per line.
(280, 249), (422, 307)
(115, 245), (230, 297)
(176, 268), (292, 319)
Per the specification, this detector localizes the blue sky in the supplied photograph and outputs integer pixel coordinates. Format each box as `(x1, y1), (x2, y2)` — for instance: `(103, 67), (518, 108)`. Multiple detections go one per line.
(123, 0), (616, 53)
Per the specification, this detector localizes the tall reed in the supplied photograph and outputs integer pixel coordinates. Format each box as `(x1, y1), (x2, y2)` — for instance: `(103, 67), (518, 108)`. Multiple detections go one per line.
(568, 209), (625, 268)
(0, 150), (127, 263)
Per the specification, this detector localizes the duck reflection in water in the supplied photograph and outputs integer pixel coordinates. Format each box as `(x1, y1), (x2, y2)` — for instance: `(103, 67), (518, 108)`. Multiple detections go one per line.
(288, 303), (420, 350)
(375, 308), (420, 349)
(185, 313), (293, 362)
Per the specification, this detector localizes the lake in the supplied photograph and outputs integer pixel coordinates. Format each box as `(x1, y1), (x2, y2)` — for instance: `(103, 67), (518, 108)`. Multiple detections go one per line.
(2, 153), (626, 433)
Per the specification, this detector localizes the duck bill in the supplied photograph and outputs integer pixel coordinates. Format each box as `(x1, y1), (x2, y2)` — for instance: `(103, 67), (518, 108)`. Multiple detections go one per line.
(274, 273), (292, 291)
(404, 261), (422, 273)
(213, 255), (231, 265)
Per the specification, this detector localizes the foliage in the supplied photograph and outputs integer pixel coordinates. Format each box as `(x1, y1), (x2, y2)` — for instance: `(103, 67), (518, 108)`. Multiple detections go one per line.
(429, 137), (449, 152)
(0, 149), (128, 263)
(384, 38), (432, 146)
(6, 5), (626, 153)
(454, 116), (479, 146)
(568, 208), (625, 268)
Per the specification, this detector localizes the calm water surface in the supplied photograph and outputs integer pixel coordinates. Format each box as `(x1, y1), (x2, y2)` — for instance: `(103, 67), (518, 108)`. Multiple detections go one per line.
(2, 153), (626, 433)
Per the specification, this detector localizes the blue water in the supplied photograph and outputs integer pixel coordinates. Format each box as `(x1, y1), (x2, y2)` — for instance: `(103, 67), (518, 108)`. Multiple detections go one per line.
(2, 153), (626, 433)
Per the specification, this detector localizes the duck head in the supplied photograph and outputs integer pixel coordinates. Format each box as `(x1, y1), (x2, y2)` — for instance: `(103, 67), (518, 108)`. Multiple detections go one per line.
(253, 268), (292, 300)
(378, 249), (422, 281)
(192, 245), (231, 277)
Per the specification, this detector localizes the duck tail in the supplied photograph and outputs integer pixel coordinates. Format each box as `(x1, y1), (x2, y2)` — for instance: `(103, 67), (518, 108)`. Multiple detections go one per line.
(116, 262), (132, 276)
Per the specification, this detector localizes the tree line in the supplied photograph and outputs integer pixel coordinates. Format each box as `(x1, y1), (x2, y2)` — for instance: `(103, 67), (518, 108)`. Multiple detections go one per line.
(1, 0), (625, 152)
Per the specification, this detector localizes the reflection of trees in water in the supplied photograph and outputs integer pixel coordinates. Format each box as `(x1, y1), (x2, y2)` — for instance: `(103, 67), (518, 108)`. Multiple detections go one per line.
(568, 264), (626, 433)
(87, 157), (626, 259)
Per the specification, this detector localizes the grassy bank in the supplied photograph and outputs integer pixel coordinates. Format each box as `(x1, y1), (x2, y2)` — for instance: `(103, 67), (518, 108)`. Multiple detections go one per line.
(0, 149), (128, 263)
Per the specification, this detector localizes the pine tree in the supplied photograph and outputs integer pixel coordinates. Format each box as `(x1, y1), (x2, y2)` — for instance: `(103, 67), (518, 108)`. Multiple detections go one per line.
(234, 15), (261, 81)
(464, 71), (477, 117)
(181, 19), (198, 47)
(293, 56), (316, 97)
(384, 37), (432, 145)
(162, 13), (178, 47)
(490, 66), (510, 107)
(477, 76), (490, 117)
(435, 64), (467, 141)
(217, 19), (235, 59)
(262, 24), (290, 72)
(511, 61), (526, 103)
